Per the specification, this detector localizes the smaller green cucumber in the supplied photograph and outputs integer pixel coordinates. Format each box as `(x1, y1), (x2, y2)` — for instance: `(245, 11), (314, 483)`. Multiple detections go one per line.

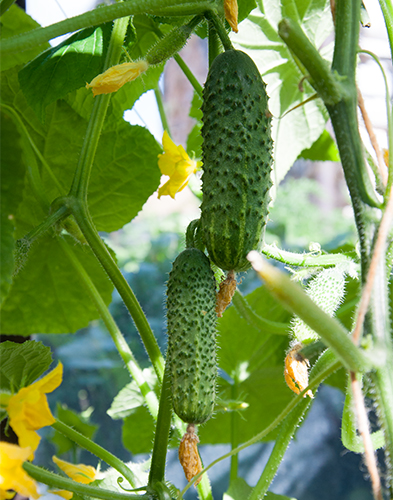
(166, 248), (217, 424)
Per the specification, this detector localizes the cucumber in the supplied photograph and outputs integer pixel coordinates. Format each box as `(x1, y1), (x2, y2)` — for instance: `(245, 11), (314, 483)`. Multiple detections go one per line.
(200, 49), (273, 272)
(166, 248), (217, 424)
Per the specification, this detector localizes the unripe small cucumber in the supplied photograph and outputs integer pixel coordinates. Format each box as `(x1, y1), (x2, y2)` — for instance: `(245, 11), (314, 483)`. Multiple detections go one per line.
(200, 49), (273, 272)
(166, 248), (217, 424)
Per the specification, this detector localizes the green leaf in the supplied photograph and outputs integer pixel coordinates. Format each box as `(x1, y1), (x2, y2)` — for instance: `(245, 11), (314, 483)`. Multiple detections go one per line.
(238, 0), (257, 24)
(0, 5), (50, 71)
(223, 478), (252, 500)
(122, 406), (155, 454)
(108, 368), (157, 420)
(0, 340), (52, 391)
(18, 24), (113, 121)
(186, 123), (202, 160)
(0, 110), (27, 303)
(1, 69), (162, 236)
(51, 404), (98, 455)
(87, 123), (162, 232)
(99, 459), (150, 491)
(341, 376), (385, 453)
(299, 129), (340, 161)
(200, 366), (294, 445)
(233, 0), (333, 186)
(0, 213), (15, 304)
(217, 285), (291, 379)
(265, 493), (297, 500)
(0, 234), (114, 334)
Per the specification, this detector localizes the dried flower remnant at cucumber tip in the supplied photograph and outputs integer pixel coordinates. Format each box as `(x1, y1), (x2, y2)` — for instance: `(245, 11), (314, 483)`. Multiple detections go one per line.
(178, 424), (203, 486)
(216, 270), (237, 317)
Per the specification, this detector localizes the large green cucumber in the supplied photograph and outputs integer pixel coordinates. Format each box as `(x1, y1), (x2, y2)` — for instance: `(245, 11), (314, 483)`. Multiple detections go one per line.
(200, 49), (273, 272)
(166, 248), (217, 424)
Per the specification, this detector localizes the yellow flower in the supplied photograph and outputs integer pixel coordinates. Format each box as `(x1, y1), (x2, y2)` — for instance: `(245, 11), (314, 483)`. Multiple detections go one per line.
(224, 0), (238, 33)
(51, 456), (97, 499)
(86, 61), (149, 96)
(0, 442), (39, 500)
(157, 131), (199, 199)
(7, 363), (63, 457)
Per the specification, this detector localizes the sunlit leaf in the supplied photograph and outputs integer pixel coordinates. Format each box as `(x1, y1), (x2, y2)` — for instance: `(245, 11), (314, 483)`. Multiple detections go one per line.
(0, 234), (114, 334)
(0, 5), (50, 71)
(233, 0), (334, 187)
(19, 24), (113, 120)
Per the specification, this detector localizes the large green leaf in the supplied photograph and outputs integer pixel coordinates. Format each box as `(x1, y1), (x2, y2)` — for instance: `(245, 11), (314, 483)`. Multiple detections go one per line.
(0, 5), (50, 71)
(0, 340), (53, 391)
(18, 24), (112, 121)
(0, 234), (114, 334)
(233, 0), (333, 186)
(0, 111), (26, 303)
(2, 67), (162, 237)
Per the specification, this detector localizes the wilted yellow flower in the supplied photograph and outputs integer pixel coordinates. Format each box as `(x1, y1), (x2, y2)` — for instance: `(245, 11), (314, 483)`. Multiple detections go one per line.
(86, 61), (149, 96)
(7, 363), (63, 457)
(284, 344), (313, 398)
(224, 0), (238, 33)
(50, 456), (97, 499)
(157, 131), (200, 199)
(0, 442), (39, 500)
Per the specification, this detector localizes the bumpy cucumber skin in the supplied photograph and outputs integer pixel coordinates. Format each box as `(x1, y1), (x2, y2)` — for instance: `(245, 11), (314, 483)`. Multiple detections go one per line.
(200, 49), (273, 272)
(166, 248), (217, 424)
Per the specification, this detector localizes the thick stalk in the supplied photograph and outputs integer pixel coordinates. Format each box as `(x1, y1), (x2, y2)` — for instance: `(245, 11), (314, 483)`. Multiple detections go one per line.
(0, 0), (216, 53)
(69, 16), (129, 201)
(173, 54), (203, 97)
(205, 10), (233, 54)
(154, 87), (171, 135)
(229, 380), (240, 482)
(52, 420), (137, 487)
(247, 399), (310, 500)
(262, 243), (356, 268)
(59, 237), (159, 418)
(70, 200), (165, 380)
(148, 368), (173, 486)
(23, 462), (145, 500)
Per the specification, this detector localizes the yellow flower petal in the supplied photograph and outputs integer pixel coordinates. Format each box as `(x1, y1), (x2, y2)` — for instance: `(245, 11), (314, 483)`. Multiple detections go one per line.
(7, 363), (63, 455)
(86, 61), (149, 96)
(52, 456), (96, 484)
(0, 443), (39, 500)
(157, 132), (198, 199)
(0, 489), (16, 500)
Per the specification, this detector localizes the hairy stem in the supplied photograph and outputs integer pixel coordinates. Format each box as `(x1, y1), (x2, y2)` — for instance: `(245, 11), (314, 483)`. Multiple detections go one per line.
(69, 16), (129, 201)
(52, 420), (137, 487)
(59, 237), (159, 418)
(23, 463), (145, 500)
(247, 398), (311, 500)
(0, 0), (216, 53)
(205, 10), (233, 52)
(70, 201), (165, 380)
(174, 54), (204, 97)
(262, 243), (356, 269)
(148, 368), (173, 486)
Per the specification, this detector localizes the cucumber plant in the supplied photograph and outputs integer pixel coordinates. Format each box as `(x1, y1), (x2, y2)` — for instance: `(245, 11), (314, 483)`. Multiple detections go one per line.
(1, 1), (393, 500)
